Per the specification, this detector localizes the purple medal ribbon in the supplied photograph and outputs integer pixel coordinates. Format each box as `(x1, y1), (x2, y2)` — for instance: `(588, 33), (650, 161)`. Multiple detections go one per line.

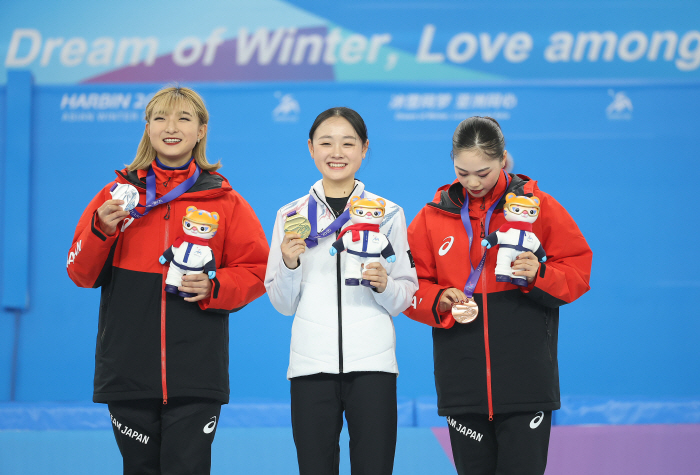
(127, 160), (201, 219)
(459, 170), (510, 298)
(287, 192), (365, 248)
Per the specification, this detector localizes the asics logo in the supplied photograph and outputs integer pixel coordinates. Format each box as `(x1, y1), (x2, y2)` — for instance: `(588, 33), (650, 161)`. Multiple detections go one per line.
(530, 411), (544, 429)
(438, 236), (454, 256)
(203, 416), (217, 434)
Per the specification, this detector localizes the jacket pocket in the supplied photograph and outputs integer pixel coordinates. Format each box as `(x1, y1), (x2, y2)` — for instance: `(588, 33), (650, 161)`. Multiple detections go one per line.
(97, 278), (115, 353)
(544, 308), (553, 363)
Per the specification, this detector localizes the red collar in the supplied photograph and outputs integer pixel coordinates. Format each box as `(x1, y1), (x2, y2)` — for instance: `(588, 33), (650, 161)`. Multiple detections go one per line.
(337, 223), (380, 242)
(499, 221), (533, 233)
(137, 159), (198, 196)
(172, 235), (210, 247)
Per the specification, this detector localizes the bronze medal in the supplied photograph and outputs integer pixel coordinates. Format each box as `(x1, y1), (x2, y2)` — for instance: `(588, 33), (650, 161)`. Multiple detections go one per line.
(284, 214), (311, 240)
(452, 298), (479, 324)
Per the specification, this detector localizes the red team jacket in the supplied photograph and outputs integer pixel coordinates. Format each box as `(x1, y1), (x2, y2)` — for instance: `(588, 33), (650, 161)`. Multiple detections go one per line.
(67, 160), (269, 404)
(405, 172), (592, 418)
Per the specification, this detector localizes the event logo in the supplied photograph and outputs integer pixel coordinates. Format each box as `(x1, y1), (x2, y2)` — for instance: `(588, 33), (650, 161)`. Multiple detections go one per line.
(272, 91), (300, 122)
(59, 91), (151, 122)
(606, 89), (633, 120)
(390, 91), (517, 122)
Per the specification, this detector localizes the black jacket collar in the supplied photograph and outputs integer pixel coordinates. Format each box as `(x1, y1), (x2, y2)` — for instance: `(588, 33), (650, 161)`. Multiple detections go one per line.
(116, 168), (224, 193)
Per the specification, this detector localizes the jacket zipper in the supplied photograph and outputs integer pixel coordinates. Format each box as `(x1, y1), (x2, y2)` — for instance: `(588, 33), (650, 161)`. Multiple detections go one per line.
(314, 187), (358, 376)
(336, 228), (344, 374)
(161, 203), (171, 404)
(480, 216), (494, 421)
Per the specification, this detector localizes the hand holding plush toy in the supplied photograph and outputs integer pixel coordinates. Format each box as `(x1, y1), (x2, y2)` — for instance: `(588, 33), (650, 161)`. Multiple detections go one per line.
(329, 196), (396, 288)
(481, 193), (546, 287)
(159, 206), (218, 298)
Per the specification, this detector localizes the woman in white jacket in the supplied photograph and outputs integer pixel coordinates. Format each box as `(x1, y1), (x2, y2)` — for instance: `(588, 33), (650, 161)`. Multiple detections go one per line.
(265, 107), (418, 475)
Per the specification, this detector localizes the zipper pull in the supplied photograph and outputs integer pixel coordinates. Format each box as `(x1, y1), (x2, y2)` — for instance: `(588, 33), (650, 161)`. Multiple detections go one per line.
(164, 203), (170, 220)
(480, 221), (485, 238)
(163, 177), (171, 188)
(480, 197), (485, 210)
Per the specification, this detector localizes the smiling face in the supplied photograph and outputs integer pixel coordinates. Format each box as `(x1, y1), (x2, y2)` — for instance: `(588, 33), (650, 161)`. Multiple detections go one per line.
(146, 100), (207, 168)
(453, 148), (506, 198)
(308, 116), (368, 196)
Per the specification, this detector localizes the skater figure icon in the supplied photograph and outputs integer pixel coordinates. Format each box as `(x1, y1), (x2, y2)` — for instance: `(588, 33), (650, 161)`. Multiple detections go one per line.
(159, 206), (218, 298)
(481, 193), (547, 287)
(329, 196), (396, 288)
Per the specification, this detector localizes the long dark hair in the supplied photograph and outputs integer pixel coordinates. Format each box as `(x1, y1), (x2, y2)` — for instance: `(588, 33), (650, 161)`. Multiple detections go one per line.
(309, 107), (368, 144)
(451, 116), (505, 161)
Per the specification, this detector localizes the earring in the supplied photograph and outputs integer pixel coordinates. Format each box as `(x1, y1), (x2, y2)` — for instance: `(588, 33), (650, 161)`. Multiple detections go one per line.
(197, 138), (201, 143)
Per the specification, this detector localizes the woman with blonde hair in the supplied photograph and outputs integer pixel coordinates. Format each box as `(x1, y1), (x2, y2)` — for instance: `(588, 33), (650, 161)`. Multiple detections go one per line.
(67, 86), (269, 475)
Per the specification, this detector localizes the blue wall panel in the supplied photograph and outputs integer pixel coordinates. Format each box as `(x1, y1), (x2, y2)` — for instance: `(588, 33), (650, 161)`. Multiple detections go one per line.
(0, 80), (696, 407)
(0, 85), (12, 401)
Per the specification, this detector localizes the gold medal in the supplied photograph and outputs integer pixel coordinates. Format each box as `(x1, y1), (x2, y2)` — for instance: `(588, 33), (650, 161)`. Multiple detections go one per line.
(284, 214), (311, 239)
(452, 298), (479, 324)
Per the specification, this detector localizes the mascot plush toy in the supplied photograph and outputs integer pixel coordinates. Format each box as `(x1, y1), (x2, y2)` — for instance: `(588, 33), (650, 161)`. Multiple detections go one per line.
(159, 206), (218, 298)
(481, 193), (547, 287)
(330, 196), (396, 288)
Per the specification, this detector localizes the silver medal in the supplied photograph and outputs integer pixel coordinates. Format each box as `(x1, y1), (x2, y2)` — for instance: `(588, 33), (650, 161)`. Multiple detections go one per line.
(110, 183), (139, 211)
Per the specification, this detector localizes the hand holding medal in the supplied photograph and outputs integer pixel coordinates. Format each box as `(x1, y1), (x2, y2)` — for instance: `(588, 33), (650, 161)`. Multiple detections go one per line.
(110, 183), (139, 211)
(281, 211), (311, 270)
(452, 298), (479, 324)
(450, 170), (512, 325)
(96, 183), (138, 236)
(284, 212), (311, 240)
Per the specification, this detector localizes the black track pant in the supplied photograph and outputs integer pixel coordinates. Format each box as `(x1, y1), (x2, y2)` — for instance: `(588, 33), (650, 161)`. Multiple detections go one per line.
(107, 397), (222, 475)
(447, 411), (552, 475)
(290, 372), (397, 475)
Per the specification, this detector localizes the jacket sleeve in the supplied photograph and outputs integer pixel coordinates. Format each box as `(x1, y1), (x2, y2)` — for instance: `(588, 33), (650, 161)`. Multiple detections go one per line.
(521, 193), (592, 308)
(403, 207), (455, 329)
(371, 207), (419, 316)
(66, 184), (120, 288)
(199, 193), (269, 313)
(264, 208), (303, 316)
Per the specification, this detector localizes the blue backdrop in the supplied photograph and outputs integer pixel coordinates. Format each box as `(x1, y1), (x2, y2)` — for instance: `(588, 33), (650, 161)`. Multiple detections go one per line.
(1, 0), (699, 420)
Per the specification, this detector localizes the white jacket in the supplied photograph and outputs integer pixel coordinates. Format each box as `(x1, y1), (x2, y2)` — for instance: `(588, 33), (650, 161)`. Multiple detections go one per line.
(265, 180), (419, 379)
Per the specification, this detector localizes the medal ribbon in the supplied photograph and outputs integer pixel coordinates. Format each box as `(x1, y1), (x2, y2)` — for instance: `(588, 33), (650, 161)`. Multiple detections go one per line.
(302, 191), (364, 248)
(128, 161), (201, 219)
(460, 170), (510, 298)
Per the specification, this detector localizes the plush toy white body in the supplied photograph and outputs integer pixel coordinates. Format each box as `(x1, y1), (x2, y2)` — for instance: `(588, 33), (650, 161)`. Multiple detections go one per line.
(159, 206), (219, 298)
(330, 197), (396, 288)
(482, 193), (546, 287)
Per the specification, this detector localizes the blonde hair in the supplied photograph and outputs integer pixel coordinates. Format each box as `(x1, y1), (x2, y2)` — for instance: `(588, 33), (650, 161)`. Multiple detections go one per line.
(128, 86), (221, 172)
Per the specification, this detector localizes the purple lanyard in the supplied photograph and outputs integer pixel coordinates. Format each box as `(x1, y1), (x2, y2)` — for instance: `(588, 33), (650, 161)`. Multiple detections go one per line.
(460, 170), (510, 298)
(129, 162), (201, 219)
(301, 191), (364, 248)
